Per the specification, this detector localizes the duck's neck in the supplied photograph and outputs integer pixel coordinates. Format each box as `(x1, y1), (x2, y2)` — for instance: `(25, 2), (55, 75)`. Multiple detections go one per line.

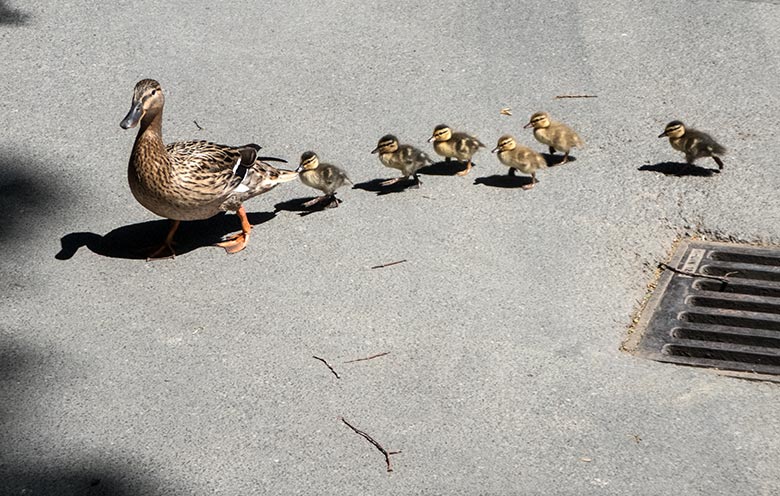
(132, 108), (168, 159)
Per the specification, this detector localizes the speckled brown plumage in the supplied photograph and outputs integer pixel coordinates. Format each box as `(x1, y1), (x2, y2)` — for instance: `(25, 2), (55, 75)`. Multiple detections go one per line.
(427, 124), (485, 176)
(524, 111), (583, 164)
(120, 79), (297, 256)
(658, 120), (726, 169)
(295, 151), (351, 208)
(371, 134), (431, 187)
(492, 134), (547, 189)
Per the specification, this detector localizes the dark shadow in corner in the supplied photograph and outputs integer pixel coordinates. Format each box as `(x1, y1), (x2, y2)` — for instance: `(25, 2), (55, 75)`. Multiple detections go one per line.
(638, 162), (718, 177)
(0, 0), (30, 24)
(55, 211), (276, 260)
(0, 343), (188, 495)
(474, 174), (535, 189)
(417, 160), (468, 176)
(0, 149), (71, 249)
(352, 178), (418, 196)
(541, 153), (577, 167)
(274, 196), (343, 216)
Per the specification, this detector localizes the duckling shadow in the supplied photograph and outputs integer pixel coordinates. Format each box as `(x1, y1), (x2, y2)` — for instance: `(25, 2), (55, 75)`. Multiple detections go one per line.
(418, 160), (467, 176)
(542, 153), (577, 166)
(55, 212), (276, 260)
(274, 197), (339, 216)
(638, 161), (718, 177)
(352, 178), (416, 196)
(474, 174), (534, 189)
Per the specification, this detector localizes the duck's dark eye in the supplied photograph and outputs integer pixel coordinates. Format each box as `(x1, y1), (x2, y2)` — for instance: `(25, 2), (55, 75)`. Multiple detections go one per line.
(151, 90), (157, 96)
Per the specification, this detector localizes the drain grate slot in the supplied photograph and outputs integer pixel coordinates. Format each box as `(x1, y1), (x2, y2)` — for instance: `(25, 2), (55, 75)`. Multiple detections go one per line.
(680, 312), (780, 332)
(688, 295), (780, 315)
(701, 265), (780, 282)
(710, 251), (780, 267)
(694, 280), (780, 298)
(635, 241), (780, 377)
(673, 328), (780, 349)
(664, 345), (780, 367)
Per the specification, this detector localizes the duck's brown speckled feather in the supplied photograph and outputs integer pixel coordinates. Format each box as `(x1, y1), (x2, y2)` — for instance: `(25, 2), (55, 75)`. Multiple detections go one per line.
(128, 130), (293, 221)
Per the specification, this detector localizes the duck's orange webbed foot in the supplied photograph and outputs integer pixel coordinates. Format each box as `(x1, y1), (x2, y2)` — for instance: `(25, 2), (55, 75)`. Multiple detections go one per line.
(216, 206), (251, 254)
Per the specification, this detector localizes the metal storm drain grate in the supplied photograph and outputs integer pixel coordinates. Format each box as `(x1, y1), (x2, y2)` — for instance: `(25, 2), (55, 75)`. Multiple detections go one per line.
(635, 240), (780, 377)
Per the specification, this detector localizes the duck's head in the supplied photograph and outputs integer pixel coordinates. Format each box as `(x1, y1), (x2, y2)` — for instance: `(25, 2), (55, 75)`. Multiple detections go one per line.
(296, 151), (320, 173)
(492, 135), (517, 153)
(658, 120), (686, 139)
(523, 111), (550, 130)
(372, 134), (399, 154)
(428, 124), (452, 143)
(120, 79), (164, 129)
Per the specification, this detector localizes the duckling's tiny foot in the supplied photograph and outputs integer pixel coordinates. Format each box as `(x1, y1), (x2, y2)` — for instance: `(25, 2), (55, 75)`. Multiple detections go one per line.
(216, 233), (249, 254)
(408, 180), (421, 190)
(380, 178), (403, 187)
(713, 156), (724, 170)
(508, 168), (517, 177)
(521, 183), (536, 190)
(325, 196), (340, 208)
(456, 162), (472, 176)
(549, 146), (556, 155)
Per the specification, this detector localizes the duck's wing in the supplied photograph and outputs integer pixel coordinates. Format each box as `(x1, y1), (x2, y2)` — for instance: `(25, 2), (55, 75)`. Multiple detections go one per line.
(166, 141), (263, 192)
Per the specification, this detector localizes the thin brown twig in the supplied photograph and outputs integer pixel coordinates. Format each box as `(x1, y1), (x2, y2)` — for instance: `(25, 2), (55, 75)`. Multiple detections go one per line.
(658, 262), (738, 282)
(312, 356), (340, 379)
(193, 120), (204, 130)
(554, 94), (598, 99)
(341, 417), (400, 472)
(344, 352), (390, 364)
(371, 259), (407, 270)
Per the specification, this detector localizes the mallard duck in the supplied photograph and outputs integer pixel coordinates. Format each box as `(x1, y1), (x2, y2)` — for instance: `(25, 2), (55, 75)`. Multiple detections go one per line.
(295, 151), (351, 208)
(523, 111), (583, 164)
(119, 79), (297, 257)
(492, 135), (547, 189)
(427, 124), (485, 176)
(371, 134), (432, 187)
(658, 120), (725, 170)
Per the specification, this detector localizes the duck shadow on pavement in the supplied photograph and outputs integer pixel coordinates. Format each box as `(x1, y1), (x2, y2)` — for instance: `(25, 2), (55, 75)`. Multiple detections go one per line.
(638, 161), (719, 177)
(474, 174), (536, 189)
(351, 178), (419, 196)
(55, 211), (276, 260)
(274, 196), (342, 216)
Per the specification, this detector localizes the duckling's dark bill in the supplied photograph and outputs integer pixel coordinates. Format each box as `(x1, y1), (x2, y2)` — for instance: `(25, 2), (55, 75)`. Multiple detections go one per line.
(120, 101), (143, 129)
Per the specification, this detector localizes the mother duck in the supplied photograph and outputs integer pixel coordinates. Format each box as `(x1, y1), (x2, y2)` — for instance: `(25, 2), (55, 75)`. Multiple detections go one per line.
(120, 79), (296, 257)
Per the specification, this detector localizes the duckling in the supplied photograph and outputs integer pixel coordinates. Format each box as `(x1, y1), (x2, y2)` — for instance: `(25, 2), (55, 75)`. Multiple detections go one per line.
(295, 151), (351, 208)
(491, 135), (547, 189)
(658, 120), (725, 170)
(427, 124), (485, 176)
(120, 79), (297, 257)
(371, 134), (432, 187)
(523, 111), (583, 164)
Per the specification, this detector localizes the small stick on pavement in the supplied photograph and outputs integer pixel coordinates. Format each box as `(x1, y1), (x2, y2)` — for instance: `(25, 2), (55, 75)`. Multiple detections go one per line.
(313, 356), (340, 379)
(344, 352), (390, 364)
(658, 262), (737, 282)
(193, 120), (204, 130)
(554, 94), (598, 99)
(500, 107), (513, 116)
(371, 259), (407, 270)
(341, 417), (400, 472)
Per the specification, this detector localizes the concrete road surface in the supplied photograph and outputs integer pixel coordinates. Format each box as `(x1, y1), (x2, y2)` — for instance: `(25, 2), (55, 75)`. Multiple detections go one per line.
(1, 0), (779, 494)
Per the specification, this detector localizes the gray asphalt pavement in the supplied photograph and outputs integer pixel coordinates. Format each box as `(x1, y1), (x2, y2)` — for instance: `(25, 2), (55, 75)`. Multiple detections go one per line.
(1, 0), (780, 494)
